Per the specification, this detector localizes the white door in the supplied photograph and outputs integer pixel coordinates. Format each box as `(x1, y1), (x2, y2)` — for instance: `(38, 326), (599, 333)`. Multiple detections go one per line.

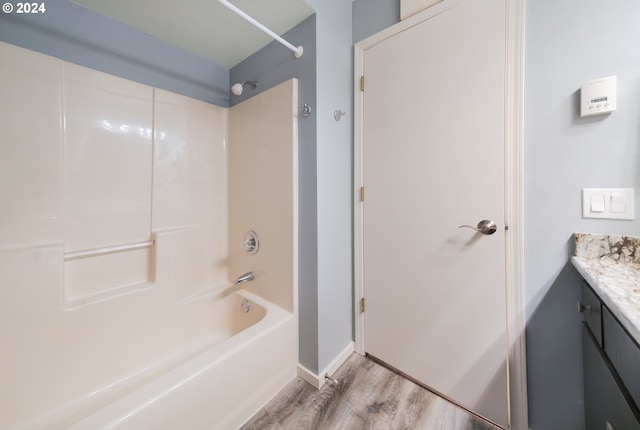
(361, 0), (509, 427)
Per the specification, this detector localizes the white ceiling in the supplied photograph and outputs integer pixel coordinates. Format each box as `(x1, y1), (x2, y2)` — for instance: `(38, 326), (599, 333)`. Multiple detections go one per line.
(72, 0), (315, 69)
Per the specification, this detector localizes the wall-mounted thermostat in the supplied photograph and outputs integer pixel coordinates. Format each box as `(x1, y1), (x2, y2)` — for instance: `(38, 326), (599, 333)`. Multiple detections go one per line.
(581, 75), (616, 117)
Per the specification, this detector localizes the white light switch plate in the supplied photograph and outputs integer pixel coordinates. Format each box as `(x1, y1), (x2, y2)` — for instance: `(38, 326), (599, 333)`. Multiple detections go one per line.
(582, 188), (634, 220)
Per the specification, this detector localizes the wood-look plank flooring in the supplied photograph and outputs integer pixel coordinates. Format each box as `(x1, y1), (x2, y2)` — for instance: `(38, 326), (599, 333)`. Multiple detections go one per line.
(241, 353), (502, 430)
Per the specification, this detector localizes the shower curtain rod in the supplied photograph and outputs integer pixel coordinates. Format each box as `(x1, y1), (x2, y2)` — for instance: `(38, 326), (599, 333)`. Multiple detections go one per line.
(218, 0), (303, 59)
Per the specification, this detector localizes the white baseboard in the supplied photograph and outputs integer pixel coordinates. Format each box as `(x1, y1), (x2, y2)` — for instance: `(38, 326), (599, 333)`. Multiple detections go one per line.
(323, 341), (356, 380)
(297, 363), (322, 389)
(297, 341), (355, 389)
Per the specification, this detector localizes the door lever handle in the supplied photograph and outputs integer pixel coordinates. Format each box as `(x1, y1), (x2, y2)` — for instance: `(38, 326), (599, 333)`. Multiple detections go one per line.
(458, 220), (497, 235)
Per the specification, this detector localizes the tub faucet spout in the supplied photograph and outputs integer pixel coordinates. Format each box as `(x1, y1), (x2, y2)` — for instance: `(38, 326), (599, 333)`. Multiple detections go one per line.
(234, 271), (255, 285)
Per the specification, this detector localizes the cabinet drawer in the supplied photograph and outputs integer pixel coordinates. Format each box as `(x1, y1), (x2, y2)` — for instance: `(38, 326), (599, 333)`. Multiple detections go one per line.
(581, 283), (603, 347)
(604, 306), (640, 410)
(583, 325), (640, 430)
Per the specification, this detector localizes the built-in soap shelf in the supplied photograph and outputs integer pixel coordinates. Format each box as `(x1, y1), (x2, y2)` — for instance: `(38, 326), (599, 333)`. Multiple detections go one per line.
(63, 234), (156, 309)
(63, 239), (155, 261)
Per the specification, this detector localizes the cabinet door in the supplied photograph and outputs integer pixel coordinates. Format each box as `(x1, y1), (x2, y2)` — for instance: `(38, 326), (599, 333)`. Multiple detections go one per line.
(582, 283), (603, 346)
(604, 307), (640, 410)
(583, 324), (640, 430)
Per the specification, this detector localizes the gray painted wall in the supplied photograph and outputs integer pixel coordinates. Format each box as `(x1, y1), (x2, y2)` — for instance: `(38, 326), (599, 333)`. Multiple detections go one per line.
(352, 0), (400, 43)
(306, 0), (353, 374)
(230, 16), (320, 373)
(0, 0), (228, 106)
(525, 1), (640, 429)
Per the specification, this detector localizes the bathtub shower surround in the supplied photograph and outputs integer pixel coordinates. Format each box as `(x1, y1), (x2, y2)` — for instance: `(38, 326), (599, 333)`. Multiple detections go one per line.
(0, 40), (298, 430)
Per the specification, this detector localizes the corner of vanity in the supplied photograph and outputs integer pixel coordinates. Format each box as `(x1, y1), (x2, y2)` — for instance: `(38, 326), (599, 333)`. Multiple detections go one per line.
(572, 232), (640, 430)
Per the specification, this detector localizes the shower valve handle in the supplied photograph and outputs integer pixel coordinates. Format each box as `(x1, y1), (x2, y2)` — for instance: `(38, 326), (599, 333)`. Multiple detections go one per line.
(458, 220), (497, 235)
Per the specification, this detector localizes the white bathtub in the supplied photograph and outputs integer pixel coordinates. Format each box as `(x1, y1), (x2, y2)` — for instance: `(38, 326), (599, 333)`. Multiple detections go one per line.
(32, 290), (297, 430)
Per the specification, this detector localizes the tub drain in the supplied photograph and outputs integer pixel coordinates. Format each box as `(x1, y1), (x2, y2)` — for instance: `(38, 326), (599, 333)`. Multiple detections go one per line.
(241, 299), (251, 313)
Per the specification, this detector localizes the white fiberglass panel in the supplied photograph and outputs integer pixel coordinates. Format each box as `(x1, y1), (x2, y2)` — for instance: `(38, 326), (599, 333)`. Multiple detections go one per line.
(228, 79), (298, 313)
(153, 89), (228, 290)
(63, 62), (153, 252)
(0, 41), (63, 246)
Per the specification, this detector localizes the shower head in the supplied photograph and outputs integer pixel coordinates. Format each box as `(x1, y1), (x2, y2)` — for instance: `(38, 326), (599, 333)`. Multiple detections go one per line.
(231, 83), (244, 96)
(231, 80), (258, 96)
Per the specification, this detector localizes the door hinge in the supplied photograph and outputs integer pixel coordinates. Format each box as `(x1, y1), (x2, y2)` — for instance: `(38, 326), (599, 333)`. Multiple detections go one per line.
(360, 186), (365, 202)
(360, 76), (365, 92)
(361, 297), (366, 313)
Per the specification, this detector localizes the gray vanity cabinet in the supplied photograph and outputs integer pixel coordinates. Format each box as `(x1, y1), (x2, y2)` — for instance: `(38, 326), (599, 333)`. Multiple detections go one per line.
(581, 283), (640, 430)
(603, 307), (640, 410)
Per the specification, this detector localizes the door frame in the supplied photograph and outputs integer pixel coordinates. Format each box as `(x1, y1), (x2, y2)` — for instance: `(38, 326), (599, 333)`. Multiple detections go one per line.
(352, 1), (527, 429)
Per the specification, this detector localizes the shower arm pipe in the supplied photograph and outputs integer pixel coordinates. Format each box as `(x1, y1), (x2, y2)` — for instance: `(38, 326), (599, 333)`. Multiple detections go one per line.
(217, 0), (303, 58)
(64, 240), (155, 261)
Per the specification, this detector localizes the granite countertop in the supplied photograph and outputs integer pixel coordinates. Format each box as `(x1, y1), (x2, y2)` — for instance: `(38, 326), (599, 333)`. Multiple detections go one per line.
(571, 233), (640, 344)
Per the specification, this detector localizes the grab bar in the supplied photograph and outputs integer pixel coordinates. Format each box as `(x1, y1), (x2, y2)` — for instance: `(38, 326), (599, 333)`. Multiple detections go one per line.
(64, 240), (155, 261)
